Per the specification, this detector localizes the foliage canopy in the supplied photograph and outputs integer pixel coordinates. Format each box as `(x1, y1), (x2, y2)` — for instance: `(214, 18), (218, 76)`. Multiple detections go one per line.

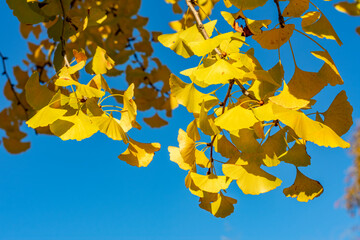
(1, 0), (358, 218)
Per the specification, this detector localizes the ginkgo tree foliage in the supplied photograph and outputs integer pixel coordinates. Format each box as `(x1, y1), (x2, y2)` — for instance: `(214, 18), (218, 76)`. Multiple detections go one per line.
(0, 0), (354, 218)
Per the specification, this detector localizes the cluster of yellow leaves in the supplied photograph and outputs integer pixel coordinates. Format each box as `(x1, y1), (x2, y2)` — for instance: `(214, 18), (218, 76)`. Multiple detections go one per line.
(161, 0), (353, 218)
(2, 0), (175, 154)
(24, 51), (160, 167)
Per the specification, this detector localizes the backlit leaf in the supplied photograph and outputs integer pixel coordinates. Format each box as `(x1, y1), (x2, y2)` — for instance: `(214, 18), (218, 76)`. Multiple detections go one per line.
(190, 172), (231, 193)
(199, 193), (237, 218)
(283, 169), (323, 202)
(118, 137), (161, 167)
(252, 24), (295, 50)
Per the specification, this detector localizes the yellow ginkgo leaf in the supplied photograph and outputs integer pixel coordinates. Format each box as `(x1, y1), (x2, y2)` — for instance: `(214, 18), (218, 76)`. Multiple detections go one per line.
(188, 32), (233, 56)
(219, 33), (245, 54)
(193, 59), (245, 87)
(190, 172), (231, 193)
(334, 2), (360, 16)
(215, 105), (259, 131)
(199, 101), (220, 136)
(122, 83), (137, 124)
(91, 46), (115, 74)
(269, 81), (311, 110)
(2, 137), (30, 154)
(301, 11), (342, 45)
(88, 74), (112, 94)
(186, 119), (201, 141)
(158, 20), (217, 58)
(243, 70), (280, 87)
(229, 0), (268, 10)
(185, 171), (219, 199)
(252, 24), (295, 50)
(170, 74), (218, 114)
(27, 106), (67, 129)
(91, 114), (128, 143)
(214, 134), (241, 160)
(223, 162), (282, 195)
(25, 72), (54, 110)
(283, 0), (309, 17)
(168, 146), (192, 170)
(279, 143), (311, 167)
(283, 169), (323, 202)
(311, 50), (343, 86)
(230, 129), (263, 154)
(143, 113), (168, 128)
(118, 137), (161, 167)
(273, 104), (350, 148)
(50, 111), (98, 141)
(286, 66), (327, 100)
(178, 128), (196, 166)
(261, 128), (287, 167)
(322, 91), (353, 137)
(199, 193), (237, 218)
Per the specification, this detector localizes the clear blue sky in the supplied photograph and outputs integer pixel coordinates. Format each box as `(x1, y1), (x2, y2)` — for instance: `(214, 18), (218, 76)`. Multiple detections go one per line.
(1, 1), (360, 240)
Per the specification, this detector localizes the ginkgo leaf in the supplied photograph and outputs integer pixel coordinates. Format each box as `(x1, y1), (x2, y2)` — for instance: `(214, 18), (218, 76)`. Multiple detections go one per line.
(186, 119), (201, 141)
(322, 91), (353, 136)
(222, 162), (282, 195)
(230, 129), (263, 154)
(178, 128), (196, 166)
(158, 21), (217, 58)
(91, 114), (128, 142)
(185, 171), (219, 199)
(168, 146), (192, 170)
(279, 143), (311, 167)
(26, 106), (67, 129)
(301, 11), (342, 45)
(170, 74), (218, 114)
(188, 32), (233, 56)
(311, 50), (343, 86)
(215, 105), (259, 131)
(50, 111), (98, 141)
(91, 46), (115, 74)
(25, 72), (54, 110)
(118, 137), (161, 167)
(283, 0), (309, 17)
(286, 66), (327, 100)
(199, 101), (220, 136)
(122, 83), (137, 124)
(229, 0), (268, 10)
(193, 59), (245, 87)
(190, 172), (231, 193)
(214, 134), (241, 160)
(195, 150), (211, 168)
(261, 128), (287, 167)
(143, 113), (168, 128)
(199, 193), (237, 218)
(243, 70), (280, 87)
(283, 169), (323, 202)
(334, 2), (360, 16)
(252, 24), (295, 50)
(6, 0), (45, 24)
(269, 81), (311, 110)
(2, 137), (30, 154)
(272, 104), (350, 148)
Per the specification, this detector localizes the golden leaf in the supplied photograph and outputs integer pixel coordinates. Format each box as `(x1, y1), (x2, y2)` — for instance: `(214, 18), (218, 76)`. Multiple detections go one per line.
(118, 137), (161, 167)
(283, 169), (323, 202)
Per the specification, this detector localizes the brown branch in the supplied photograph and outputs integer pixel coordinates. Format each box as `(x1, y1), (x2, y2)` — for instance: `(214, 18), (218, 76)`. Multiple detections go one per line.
(0, 52), (29, 116)
(59, 0), (70, 67)
(220, 79), (235, 114)
(274, 0), (285, 28)
(185, 0), (223, 58)
(234, 79), (262, 104)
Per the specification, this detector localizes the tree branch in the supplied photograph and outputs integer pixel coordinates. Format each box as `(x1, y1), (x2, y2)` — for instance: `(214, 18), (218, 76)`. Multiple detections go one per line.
(185, 0), (223, 58)
(274, 0), (285, 28)
(234, 79), (262, 104)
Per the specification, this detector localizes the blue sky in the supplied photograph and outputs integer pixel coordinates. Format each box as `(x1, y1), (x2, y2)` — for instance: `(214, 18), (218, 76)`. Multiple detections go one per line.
(1, 1), (360, 240)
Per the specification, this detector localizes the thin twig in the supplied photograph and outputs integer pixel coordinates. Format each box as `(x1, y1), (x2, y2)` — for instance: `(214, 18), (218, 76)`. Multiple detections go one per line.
(0, 52), (29, 116)
(234, 79), (262, 103)
(220, 79), (235, 114)
(185, 0), (223, 58)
